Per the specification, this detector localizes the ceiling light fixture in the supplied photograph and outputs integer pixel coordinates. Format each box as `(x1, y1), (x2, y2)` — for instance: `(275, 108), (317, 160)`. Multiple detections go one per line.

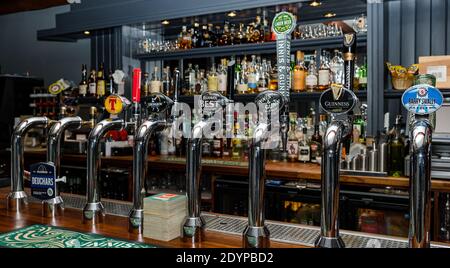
(310, 1), (322, 7)
(161, 20), (170, 25)
(84, 31), (90, 35)
(324, 12), (336, 18)
(227, 11), (237, 17)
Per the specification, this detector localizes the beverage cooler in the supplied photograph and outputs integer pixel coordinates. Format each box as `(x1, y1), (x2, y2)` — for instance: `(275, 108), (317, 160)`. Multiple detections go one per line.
(214, 176), (411, 238)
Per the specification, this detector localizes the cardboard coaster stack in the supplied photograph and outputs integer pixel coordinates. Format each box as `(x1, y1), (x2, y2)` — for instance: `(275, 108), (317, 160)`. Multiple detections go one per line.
(143, 193), (187, 241)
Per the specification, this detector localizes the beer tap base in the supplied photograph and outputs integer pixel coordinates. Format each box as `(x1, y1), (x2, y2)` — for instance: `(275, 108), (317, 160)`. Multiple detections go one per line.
(42, 196), (64, 218)
(128, 209), (144, 234)
(6, 191), (28, 212)
(243, 226), (270, 248)
(82, 202), (105, 224)
(182, 217), (205, 243)
(314, 235), (345, 248)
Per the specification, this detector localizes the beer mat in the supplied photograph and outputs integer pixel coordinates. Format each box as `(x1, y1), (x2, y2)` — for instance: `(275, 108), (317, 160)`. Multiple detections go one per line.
(160, 157), (248, 167)
(0, 225), (155, 248)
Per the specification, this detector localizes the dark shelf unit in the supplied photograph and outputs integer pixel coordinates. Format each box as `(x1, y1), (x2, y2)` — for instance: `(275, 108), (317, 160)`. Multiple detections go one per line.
(135, 34), (367, 61)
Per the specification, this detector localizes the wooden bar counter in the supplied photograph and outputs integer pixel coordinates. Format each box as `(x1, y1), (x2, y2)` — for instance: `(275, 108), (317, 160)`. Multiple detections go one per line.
(0, 188), (302, 248)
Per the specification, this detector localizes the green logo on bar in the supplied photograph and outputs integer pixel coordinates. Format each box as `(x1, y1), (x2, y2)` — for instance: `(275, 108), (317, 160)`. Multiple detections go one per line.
(272, 12), (296, 35)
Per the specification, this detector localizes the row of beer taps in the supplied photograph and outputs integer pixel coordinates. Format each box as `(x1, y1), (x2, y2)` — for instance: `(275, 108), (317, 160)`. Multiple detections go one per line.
(6, 34), (435, 249)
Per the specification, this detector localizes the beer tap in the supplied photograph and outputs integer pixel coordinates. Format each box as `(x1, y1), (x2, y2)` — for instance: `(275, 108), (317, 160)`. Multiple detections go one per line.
(128, 68), (174, 234)
(315, 33), (358, 248)
(243, 91), (286, 248)
(43, 106), (98, 218)
(183, 83), (229, 243)
(7, 117), (54, 212)
(401, 82), (443, 248)
(82, 73), (139, 224)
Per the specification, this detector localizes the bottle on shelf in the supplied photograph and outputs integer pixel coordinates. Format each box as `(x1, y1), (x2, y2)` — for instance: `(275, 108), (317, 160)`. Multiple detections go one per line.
(310, 125), (323, 164)
(257, 58), (269, 93)
(207, 64), (219, 91)
(150, 66), (162, 93)
(203, 24), (214, 47)
(184, 63), (196, 96)
(268, 61), (278, 91)
(217, 59), (228, 95)
(88, 68), (97, 97)
(107, 70), (114, 96)
(179, 26), (192, 50)
(142, 72), (151, 97)
(162, 66), (172, 96)
(235, 58), (248, 94)
(251, 16), (264, 43)
(306, 54), (318, 92)
(330, 49), (345, 86)
(318, 50), (331, 91)
(218, 22), (231, 46)
(298, 126), (311, 163)
(78, 64), (88, 97)
(191, 23), (201, 48)
(359, 56), (368, 90)
(236, 23), (248, 44)
(96, 62), (106, 98)
(292, 51), (307, 93)
(247, 55), (258, 93)
(287, 113), (299, 162)
(388, 115), (405, 177)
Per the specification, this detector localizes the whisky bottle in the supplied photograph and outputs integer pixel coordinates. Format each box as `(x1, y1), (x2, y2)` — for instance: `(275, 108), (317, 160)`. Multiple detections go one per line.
(96, 63), (106, 98)
(142, 72), (151, 97)
(236, 23), (247, 44)
(218, 22), (231, 46)
(268, 61), (278, 91)
(184, 63), (195, 96)
(207, 64), (219, 91)
(306, 56), (318, 92)
(179, 26), (192, 49)
(310, 125), (322, 163)
(359, 56), (368, 90)
(318, 51), (331, 91)
(88, 69), (97, 97)
(252, 16), (264, 43)
(150, 66), (162, 93)
(247, 55), (258, 93)
(78, 64), (88, 97)
(292, 51), (306, 92)
(162, 66), (172, 96)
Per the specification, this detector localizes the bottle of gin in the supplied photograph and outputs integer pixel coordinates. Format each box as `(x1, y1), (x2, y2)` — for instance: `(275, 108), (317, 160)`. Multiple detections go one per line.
(217, 59), (228, 95)
(306, 55), (318, 92)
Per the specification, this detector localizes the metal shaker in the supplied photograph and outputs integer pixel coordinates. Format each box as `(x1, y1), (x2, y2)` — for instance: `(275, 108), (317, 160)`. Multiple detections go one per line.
(369, 140), (379, 172)
(379, 139), (388, 173)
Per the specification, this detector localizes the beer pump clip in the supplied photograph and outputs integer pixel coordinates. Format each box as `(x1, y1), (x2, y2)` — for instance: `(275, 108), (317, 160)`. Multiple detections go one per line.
(401, 83), (443, 248)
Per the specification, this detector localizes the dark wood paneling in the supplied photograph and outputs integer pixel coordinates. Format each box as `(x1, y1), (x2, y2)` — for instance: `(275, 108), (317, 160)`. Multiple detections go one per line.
(431, 0), (447, 55)
(415, 0), (431, 58)
(400, 0), (416, 67)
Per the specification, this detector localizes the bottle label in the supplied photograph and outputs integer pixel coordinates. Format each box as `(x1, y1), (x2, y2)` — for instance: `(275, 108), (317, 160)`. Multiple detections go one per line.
(97, 81), (105, 96)
(79, 85), (87, 96)
(287, 141), (298, 159)
(298, 146), (310, 162)
(306, 74), (318, 87)
(319, 70), (330, 86)
(359, 77), (367, 84)
(218, 74), (227, 93)
(89, 83), (96, 95)
(292, 70), (306, 91)
(208, 76), (218, 91)
(237, 83), (248, 94)
(248, 74), (257, 89)
(150, 81), (161, 93)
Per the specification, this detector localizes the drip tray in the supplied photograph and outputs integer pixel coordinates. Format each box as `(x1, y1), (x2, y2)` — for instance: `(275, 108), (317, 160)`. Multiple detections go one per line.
(28, 194), (450, 248)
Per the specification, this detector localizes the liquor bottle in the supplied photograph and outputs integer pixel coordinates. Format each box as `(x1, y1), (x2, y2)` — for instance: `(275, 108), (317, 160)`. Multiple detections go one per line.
(247, 55), (258, 93)
(268, 61), (278, 90)
(197, 69), (207, 94)
(217, 59), (228, 95)
(191, 23), (201, 48)
(162, 66), (172, 96)
(236, 58), (248, 94)
(207, 64), (219, 91)
(88, 68), (97, 97)
(298, 126), (311, 163)
(319, 114), (328, 137)
(218, 22), (231, 46)
(78, 64), (88, 97)
(287, 115), (298, 162)
(142, 72), (151, 97)
(257, 59), (269, 93)
(310, 125), (323, 163)
(318, 51), (331, 91)
(236, 23), (247, 44)
(359, 56), (368, 90)
(202, 139), (212, 157)
(184, 63), (195, 96)
(96, 63), (106, 98)
(150, 66), (162, 93)
(388, 115), (405, 177)
(252, 16), (264, 43)
(179, 26), (192, 49)
(107, 70), (114, 96)
(203, 24), (213, 47)
(212, 129), (223, 158)
(292, 51), (307, 92)
(231, 119), (243, 161)
(214, 25), (222, 46)
(306, 55), (318, 92)
(330, 49), (345, 86)
(353, 57), (361, 91)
